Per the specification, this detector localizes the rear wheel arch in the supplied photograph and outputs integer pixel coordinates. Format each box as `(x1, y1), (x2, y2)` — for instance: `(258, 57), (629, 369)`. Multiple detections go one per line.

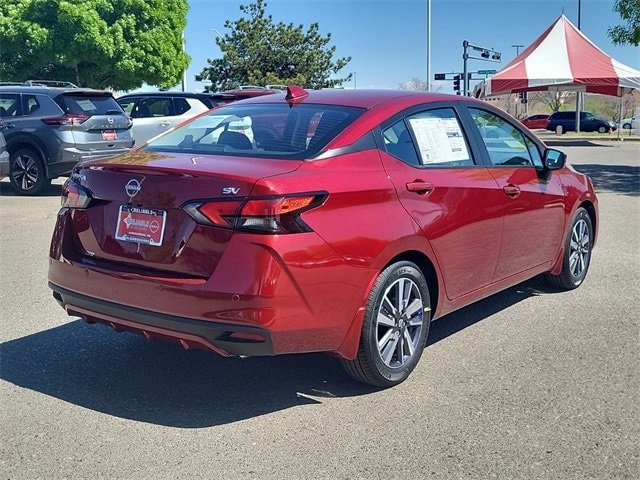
(336, 249), (440, 361)
(7, 138), (50, 178)
(384, 250), (440, 320)
(579, 200), (597, 245)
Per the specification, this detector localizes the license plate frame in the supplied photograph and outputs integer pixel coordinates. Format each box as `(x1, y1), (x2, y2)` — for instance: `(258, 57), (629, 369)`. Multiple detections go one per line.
(115, 205), (167, 247)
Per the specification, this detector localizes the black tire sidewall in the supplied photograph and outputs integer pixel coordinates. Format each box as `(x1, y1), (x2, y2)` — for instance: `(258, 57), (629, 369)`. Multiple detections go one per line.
(363, 261), (431, 386)
(9, 148), (47, 195)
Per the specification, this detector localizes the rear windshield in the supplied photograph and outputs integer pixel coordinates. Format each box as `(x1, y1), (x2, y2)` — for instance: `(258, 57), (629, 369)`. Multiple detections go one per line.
(55, 93), (124, 116)
(144, 103), (365, 159)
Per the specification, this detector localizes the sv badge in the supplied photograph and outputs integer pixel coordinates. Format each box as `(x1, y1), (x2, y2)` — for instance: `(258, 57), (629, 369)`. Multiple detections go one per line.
(222, 187), (240, 195)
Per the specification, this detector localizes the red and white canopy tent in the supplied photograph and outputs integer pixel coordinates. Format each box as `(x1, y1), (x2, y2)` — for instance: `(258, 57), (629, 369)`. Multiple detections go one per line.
(482, 14), (640, 98)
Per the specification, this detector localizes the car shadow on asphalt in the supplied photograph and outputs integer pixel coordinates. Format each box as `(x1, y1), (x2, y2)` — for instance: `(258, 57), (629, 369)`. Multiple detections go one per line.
(545, 140), (614, 147)
(1, 276), (552, 428)
(0, 182), (62, 197)
(572, 163), (640, 197)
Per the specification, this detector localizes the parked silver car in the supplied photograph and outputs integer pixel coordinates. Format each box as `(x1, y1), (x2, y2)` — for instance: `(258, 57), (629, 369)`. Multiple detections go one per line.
(0, 84), (134, 195)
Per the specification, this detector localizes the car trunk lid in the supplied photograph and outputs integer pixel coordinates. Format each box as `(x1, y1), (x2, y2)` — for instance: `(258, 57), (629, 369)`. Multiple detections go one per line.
(67, 150), (301, 277)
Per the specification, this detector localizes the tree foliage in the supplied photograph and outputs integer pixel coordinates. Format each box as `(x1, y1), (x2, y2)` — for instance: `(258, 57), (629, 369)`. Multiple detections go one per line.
(0, 0), (190, 90)
(199, 0), (351, 91)
(609, 0), (640, 46)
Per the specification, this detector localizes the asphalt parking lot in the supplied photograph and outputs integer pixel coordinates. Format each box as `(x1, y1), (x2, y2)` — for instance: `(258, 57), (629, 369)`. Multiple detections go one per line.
(1, 141), (638, 479)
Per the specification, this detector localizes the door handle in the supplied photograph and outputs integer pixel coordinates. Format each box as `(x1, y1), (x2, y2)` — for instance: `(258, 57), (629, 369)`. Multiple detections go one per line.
(503, 184), (521, 198)
(159, 122), (171, 127)
(406, 181), (434, 195)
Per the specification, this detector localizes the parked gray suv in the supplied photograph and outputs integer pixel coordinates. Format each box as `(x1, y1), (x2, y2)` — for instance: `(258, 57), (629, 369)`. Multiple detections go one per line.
(0, 84), (134, 194)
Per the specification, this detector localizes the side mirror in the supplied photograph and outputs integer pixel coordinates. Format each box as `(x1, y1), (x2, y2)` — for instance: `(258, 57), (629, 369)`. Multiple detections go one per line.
(544, 148), (566, 170)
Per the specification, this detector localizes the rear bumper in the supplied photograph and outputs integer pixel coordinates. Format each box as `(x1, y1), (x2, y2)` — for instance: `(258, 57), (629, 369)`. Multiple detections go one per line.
(49, 282), (274, 356)
(48, 146), (132, 178)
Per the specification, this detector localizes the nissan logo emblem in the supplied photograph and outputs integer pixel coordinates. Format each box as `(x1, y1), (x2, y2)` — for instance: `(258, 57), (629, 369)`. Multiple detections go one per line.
(107, 116), (114, 124)
(125, 179), (142, 197)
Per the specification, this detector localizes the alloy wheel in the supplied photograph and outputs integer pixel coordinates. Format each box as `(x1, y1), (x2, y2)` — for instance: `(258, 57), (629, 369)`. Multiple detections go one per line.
(12, 153), (40, 191)
(569, 218), (590, 278)
(375, 277), (424, 368)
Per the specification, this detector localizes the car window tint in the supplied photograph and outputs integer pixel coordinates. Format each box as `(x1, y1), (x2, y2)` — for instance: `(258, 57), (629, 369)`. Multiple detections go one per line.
(137, 98), (172, 118)
(469, 108), (534, 167)
(174, 98), (191, 115)
(23, 95), (41, 115)
(525, 136), (543, 167)
(382, 120), (420, 166)
(57, 94), (123, 116)
(146, 103), (364, 159)
(0, 94), (20, 116)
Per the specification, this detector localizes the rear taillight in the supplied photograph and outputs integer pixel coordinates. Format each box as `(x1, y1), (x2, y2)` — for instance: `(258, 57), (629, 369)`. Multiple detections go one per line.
(42, 114), (90, 126)
(184, 193), (327, 234)
(61, 179), (93, 209)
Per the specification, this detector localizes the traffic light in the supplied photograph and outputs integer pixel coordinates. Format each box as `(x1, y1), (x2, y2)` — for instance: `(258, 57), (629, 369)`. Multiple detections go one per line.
(518, 92), (528, 104)
(453, 74), (461, 93)
(434, 73), (446, 81)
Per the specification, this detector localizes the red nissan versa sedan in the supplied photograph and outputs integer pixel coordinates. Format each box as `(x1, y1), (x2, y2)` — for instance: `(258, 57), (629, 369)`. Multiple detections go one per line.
(48, 86), (598, 387)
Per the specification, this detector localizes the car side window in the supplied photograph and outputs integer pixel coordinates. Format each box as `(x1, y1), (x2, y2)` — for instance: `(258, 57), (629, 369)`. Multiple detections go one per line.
(23, 95), (41, 115)
(174, 98), (191, 115)
(469, 108), (534, 167)
(383, 108), (473, 167)
(525, 136), (543, 168)
(0, 94), (20, 117)
(118, 98), (138, 116)
(135, 98), (172, 118)
(382, 120), (420, 166)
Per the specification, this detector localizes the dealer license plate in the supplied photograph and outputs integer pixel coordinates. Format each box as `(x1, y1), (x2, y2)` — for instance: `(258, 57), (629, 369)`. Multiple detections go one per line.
(102, 130), (117, 141)
(115, 205), (166, 246)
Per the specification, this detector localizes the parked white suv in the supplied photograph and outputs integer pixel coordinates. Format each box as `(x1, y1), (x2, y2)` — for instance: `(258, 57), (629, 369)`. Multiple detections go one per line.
(117, 90), (280, 146)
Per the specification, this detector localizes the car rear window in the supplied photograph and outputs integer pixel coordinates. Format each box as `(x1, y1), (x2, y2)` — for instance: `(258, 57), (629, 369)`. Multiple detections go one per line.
(144, 103), (365, 159)
(55, 93), (124, 116)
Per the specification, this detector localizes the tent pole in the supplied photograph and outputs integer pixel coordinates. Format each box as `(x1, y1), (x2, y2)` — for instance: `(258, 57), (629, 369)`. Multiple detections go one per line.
(618, 94), (623, 140)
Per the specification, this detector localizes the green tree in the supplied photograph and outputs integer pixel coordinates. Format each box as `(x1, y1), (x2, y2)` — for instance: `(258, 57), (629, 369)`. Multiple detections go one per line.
(609, 0), (640, 46)
(199, 0), (351, 91)
(0, 0), (190, 90)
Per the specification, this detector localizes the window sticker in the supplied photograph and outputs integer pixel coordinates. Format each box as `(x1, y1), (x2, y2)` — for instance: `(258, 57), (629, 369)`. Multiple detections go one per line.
(408, 117), (470, 164)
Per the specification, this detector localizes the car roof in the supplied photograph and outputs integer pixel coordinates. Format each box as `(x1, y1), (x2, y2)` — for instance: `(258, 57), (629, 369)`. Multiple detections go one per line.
(0, 85), (112, 96)
(240, 87), (476, 110)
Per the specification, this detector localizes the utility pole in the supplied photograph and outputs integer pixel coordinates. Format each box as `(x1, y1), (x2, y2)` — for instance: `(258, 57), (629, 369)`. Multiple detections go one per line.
(426, 0), (431, 91)
(575, 0), (582, 132)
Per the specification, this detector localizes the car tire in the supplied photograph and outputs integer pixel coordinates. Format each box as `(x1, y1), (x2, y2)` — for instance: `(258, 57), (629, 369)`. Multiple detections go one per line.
(341, 261), (431, 387)
(9, 148), (50, 195)
(622, 123), (631, 129)
(597, 126), (607, 133)
(545, 207), (593, 290)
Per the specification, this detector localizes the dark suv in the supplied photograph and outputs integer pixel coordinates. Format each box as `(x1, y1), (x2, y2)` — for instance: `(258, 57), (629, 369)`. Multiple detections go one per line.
(0, 84), (133, 194)
(546, 111), (617, 134)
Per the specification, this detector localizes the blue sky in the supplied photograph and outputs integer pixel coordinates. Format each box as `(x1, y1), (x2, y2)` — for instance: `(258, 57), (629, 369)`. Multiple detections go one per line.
(183, 0), (639, 94)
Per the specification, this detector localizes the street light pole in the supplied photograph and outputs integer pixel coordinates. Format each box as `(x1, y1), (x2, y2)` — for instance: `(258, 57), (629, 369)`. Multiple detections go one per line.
(426, 0), (431, 91)
(181, 31), (187, 92)
(575, 0), (582, 132)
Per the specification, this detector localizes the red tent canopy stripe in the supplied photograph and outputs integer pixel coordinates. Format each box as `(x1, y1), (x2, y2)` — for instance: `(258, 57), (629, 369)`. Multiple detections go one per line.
(485, 15), (640, 97)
